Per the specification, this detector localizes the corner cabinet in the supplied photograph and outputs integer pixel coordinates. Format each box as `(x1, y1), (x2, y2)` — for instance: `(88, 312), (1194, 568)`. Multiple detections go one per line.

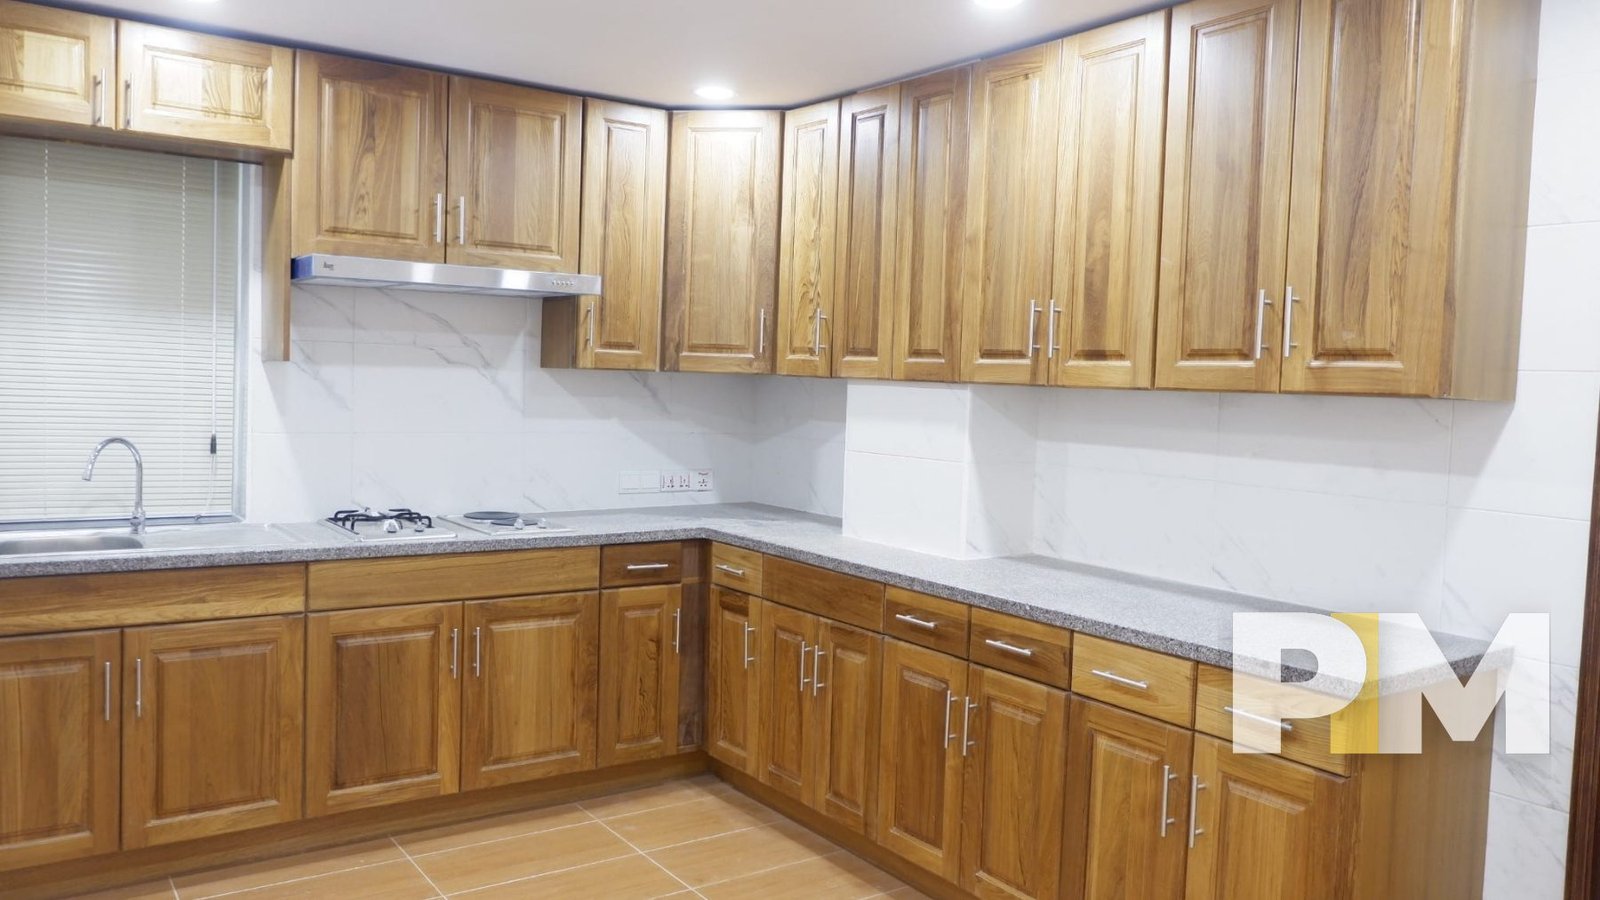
(662, 109), (781, 374)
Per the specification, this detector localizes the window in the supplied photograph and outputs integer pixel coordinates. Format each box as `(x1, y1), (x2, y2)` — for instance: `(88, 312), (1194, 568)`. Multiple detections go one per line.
(0, 136), (248, 524)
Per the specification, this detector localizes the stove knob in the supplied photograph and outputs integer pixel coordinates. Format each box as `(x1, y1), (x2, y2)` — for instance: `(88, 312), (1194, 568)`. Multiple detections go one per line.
(512, 516), (526, 530)
(383, 518), (401, 534)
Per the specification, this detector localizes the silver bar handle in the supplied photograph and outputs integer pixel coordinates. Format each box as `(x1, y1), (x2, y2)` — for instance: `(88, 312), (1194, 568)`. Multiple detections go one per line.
(450, 627), (460, 679)
(122, 77), (132, 128)
(134, 657), (143, 718)
(457, 195), (467, 245)
(92, 69), (105, 125)
(942, 690), (957, 749)
(962, 697), (977, 756)
(1283, 284), (1299, 358)
(811, 646), (825, 696)
(1253, 289), (1272, 360)
(798, 641), (811, 691)
(1046, 300), (1061, 359)
(103, 660), (112, 722)
(1159, 764), (1177, 837)
(984, 638), (1034, 658)
(585, 300), (597, 348)
(473, 626), (482, 678)
(758, 308), (767, 355)
(626, 562), (671, 572)
(894, 613), (938, 631)
(1091, 668), (1149, 691)
(1188, 775), (1206, 848)
(434, 193), (444, 244)
(813, 310), (829, 355)
(1224, 705), (1294, 732)
(715, 563), (746, 577)
(742, 622), (755, 669)
(673, 608), (682, 655)
(1026, 300), (1041, 358)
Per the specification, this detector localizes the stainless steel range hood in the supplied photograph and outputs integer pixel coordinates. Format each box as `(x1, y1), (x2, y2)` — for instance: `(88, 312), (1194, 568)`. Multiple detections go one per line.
(290, 254), (600, 298)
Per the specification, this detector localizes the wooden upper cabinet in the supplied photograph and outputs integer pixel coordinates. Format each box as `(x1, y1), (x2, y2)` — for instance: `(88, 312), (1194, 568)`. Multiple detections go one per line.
(776, 99), (840, 378)
(877, 638), (967, 881)
(598, 584), (682, 766)
(1063, 696), (1193, 900)
(447, 77), (581, 270)
(306, 603), (462, 816)
(116, 22), (292, 151)
(893, 66), (970, 382)
(574, 99), (668, 370)
(0, 630), (119, 872)
(122, 616), (304, 849)
(808, 619), (882, 836)
(663, 109), (781, 374)
(1153, 0), (1298, 392)
(0, 2), (114, 128)
(961, 42), (1063, 386)
(292, 52), (448, 261)
(706, 587), (762, 775)
(960, 665), (1068, 900)
(462, 593), (599, 790)
(833, 86), (900, 379)
(1050, 12), (1167, 389)
(1184, 735), (1351, 900)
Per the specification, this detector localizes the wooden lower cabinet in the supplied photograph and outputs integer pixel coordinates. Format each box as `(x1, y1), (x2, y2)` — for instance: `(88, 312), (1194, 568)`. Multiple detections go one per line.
(876, 638), (967, 881)
(122, 616), (304, 849)
(0, 630), (120, 871)
(306, 603), (462, 816)
(462, 593), (599, 790)
(706, 586), (762, 774)
(756, 601), (813, 800)
(598, 584), (681, 766)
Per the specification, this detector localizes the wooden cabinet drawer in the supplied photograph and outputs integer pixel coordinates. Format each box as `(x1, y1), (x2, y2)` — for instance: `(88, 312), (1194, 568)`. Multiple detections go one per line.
(1192, 665), (1351, 776)
(710, 543), (763, 595)
(1071, 635), (1195, 727)
(601, 542), (683, 587)
(308, 548), (597, 610)
(968, 608), (1071, 688)
(883, 587), (969, 658)
(763, 556), (883, 631)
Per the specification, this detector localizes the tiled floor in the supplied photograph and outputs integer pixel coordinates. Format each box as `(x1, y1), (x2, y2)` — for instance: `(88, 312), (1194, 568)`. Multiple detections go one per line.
(77, 776), (931, 900)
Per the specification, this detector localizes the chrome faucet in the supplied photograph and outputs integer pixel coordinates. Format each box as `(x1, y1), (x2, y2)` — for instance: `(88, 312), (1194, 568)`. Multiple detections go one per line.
(83, 437), (146, 534)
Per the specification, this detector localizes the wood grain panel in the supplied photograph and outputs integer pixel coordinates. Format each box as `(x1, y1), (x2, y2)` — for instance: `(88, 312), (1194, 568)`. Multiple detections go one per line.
(776, 99), (839, 378)
(706, 587), (762, 774)
(0, 630), (119, 872)
(809, 619), (881, 836)
(447, 77), (581, 270)
(883, 586), (969, 658)
(307, 548), (597, 610)
(462, 593), (599, 789)
(967, 607), (1071, 689)
(117, 22), (292, 151)
(662, 109), (780, 373)
(756, 601), (812, 801)
(892, 66), (970, 383)
(763, 555), (884, 631)
(1192, 665), (1351, 775)
(0, 1), (114, 128)
(1153, 0), (1297, 392)
(0, 564), (305, 636)
(709, 543), (763, 595)
(833, 86), (899, 379)
(600, 542), (683, 587)
(876, 639), (966, 881)
(123, 616), (304, 848)
(1051, 12), (1167, 389)
(598, 585), (681, 766)
(1071, 635), (1195, 727)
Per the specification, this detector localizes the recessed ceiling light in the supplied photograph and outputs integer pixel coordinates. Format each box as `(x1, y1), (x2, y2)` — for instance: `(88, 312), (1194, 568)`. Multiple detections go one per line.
(973, 0), (1025, 8)
(694, 85), (736, 101)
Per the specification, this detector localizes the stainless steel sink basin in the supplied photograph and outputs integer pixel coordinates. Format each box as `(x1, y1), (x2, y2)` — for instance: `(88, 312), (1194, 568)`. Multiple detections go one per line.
(0, 533), (144, 555)
(0, 523), (308, 557)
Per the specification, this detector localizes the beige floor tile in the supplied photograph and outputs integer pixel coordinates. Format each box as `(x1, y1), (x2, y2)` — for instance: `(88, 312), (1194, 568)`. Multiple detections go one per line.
(226, 860), (437, 899)
(411, 820), (633, 895)
(394, 802), (593, 856)
(883, 887), (937, 899)
(647, 819), (837, 886)
(605, 793), (781, 851)
(452, 853), (684, 899)
(697, 851), (904, 900)
(171, 838), (406, 898)
(72, 880), (175, 900)
(578, 774), (729, 820)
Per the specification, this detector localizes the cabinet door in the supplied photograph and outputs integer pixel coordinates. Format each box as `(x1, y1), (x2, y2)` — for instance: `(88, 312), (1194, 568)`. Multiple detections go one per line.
(123, 616), (304, 849)
(1050, 12), (1168, 389)
(960, 666), (1069, 900)
(292, 52), (447, 261)
(876, 638), (967, 881)
(577, 99), (668, 370)
(663, 109), (781, 373)
(893, 67), (970, 382)
(0, 1), (114, 128)
(960, 42), (1062, 386)
(0, 630), (119, 872)
(447, 77), (581, 271)
(1063, 697), (1192, 900)
(833, 86), (899, 379)
(776, 99), (839, 377)
(808, 619), (882, 836)
(756, 603), (814, 801)
(306, 603), (461, 816)
(116, 22), (292, 151)
(1184, 735), (1351, 900)
(1279, 0), (1458, 396)
(1153, 0), (1298, 392)
(706, 587), (762, 774)
(598, 584), (682, 766)
(462, 593), (599, 790)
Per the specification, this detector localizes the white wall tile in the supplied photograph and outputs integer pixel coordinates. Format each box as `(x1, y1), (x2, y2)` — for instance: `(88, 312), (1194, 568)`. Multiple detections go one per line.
(844, 380), (971, 461)
(351, 342), (524, 435)
(1493, 663), (1579, 814)
(1041, 389), (1222, 479)
(351, 432), (523, 513)
(1036, 467), (1223, 588)
(1526, 72), (1600, 227)
(251, 340), (353, 435)
(1449, 372), (1600, 519)
(245, 432), (353, 522)
(842, 450), (966, 556)
(1518, 223), (1600, 373)
(964, 461), (1035, 558)
(287, 285), (356, 343)
(1483, 794), (1568, 900)
(1539, 0), (1600, 79)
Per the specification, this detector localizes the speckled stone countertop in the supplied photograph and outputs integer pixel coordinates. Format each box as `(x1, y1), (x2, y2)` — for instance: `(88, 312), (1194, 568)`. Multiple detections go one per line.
(0, 503), (1495, 694)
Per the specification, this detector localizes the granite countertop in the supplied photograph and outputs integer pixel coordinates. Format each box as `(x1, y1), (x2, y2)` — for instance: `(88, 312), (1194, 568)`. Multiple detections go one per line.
(0, 503), (1496, 695)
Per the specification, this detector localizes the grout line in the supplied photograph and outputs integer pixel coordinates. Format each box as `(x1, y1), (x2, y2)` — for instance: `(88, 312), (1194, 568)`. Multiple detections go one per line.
(168, 876), (180, 900)
(440, 850), (644, 897)
(390, 835), (449, 899)
(178, 857), (404, 900)
(592, 816), (706, 899)
(404, 816), (597, 859)
(578, 784), (729, 823)
(688, 847), (850, 891)
(642, 822), (767, 852)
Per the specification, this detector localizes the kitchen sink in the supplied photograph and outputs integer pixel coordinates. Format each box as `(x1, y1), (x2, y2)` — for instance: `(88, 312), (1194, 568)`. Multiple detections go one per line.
(0, 533), (144, 555)
(0, 524), (307, 557)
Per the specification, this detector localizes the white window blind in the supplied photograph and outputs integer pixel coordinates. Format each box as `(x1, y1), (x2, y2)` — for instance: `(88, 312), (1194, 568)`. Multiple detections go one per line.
(0, 136), (245, 524)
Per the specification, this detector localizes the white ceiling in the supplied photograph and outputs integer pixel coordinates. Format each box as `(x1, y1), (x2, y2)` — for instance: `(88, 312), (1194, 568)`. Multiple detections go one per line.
(83, 0), (1156, 107)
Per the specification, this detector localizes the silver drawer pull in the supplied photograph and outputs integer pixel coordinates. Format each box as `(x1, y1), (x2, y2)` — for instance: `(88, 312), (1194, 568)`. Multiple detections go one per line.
(1188, 776), (1206, 848)
(985, 638), (1034, 658)
(742, 622), (756, 669)
(894, 613), (939, 631)
(1224, 705), (1294, 732)
(1159, 764), (1177, 837)
(715, 563), (747, 577)
(626, 562), (671, 572)
(1091, 668), (1149, 691)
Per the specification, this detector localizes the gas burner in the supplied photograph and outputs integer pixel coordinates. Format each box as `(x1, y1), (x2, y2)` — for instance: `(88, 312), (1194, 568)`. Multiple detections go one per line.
(443, 512), (572, 537)
(322, 507), (456, 542)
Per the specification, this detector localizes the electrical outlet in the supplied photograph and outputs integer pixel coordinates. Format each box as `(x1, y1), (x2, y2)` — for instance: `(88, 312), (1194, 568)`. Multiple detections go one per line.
(660, 470), (693, 492)
(618, 471), (660, 494)
(692, 469), (713, 492)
